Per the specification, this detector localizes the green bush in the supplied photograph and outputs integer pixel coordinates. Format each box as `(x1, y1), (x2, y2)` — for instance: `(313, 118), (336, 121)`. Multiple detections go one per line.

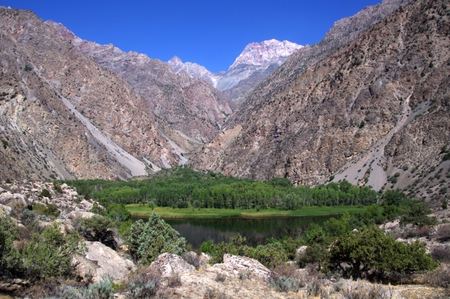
(128, 212), (188, 264)
(38, 189), (51, 199)
(326, 225), (437, 281)
(400, 201), (437, 227)
(21, 224), (83, 280)
(106, 203), (130, 222)
(77, 215), (116, 249)
(0, 214), (21, 277)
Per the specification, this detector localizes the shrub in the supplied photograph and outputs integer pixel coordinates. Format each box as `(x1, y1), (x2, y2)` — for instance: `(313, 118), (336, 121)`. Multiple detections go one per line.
(425, 264), (450, 289)
(53, 181), (63, 193)
(249, 242), (288, 268)
(38, 189), (51, 199)
(270, 275), (303, 293)
(0, 214), (21, 277)
(33, 203), (60, 218)
(327, 225), (437, 281)
(21, 224), (83, 280)
(128, 212), (188, 264)
(215, 272), (227, 282)
(437, 224), (450, 242)
(182, 251), (201, 269)
(431, 245), (450, 262)
(77, 215), (116, 248)
(200, 240), (214, 254)
(106, 203), (130, 222)
(400, 201), (437, 227)
(127, 268), (160, 299)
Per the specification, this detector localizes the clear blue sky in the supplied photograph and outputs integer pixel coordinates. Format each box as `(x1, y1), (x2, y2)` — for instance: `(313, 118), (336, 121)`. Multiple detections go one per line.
(3, 0), (381, 72)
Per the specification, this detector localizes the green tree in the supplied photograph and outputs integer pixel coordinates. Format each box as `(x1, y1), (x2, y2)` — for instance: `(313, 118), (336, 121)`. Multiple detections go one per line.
(128, 213), (188, 264)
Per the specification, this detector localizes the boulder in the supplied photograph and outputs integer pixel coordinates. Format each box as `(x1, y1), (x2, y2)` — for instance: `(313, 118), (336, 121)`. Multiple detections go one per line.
(148, 253), (195, 278)
(67, 211), (96, 219)
(215, 254), (271, 282)
(0, 191), (27, 207)
(296, 245), (308, 256)
(77, 241), (136, 283)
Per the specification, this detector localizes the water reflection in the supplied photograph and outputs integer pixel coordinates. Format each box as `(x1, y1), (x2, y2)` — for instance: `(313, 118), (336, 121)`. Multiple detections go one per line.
(162, 216), (333, 248)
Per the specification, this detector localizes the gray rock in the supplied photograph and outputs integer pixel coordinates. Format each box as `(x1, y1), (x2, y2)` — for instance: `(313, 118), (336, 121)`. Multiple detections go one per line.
(215, 254), (272, 282)
(78, 241), (136, 283)
(148, 253), (195, 278)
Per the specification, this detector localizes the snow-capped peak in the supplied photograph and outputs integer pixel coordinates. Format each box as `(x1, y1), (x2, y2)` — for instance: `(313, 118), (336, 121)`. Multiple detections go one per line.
(229, 39), (303, 70)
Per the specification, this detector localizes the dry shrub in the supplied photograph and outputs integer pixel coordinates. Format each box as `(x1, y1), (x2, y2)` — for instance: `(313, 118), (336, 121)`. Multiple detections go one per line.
(167, 272), (182, 288)
(127, 267), (161, 299)
(215, 272), (226, 282)
(436, 223), (450, 242)
(425, 263), (450, 289)
(203, 287), (228, 299)
(407, 225), (432, 238)
(182, 251), (201, 269)
(431, 245), (450, 262)
(341, 280), (394, 299)
(270, 263), (305, 293)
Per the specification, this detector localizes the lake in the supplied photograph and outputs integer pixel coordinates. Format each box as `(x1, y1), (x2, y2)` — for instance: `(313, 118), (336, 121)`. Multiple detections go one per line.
(162, 215), (334, 248)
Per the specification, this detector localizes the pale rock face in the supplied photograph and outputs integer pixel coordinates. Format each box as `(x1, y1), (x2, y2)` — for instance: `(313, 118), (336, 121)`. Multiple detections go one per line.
(214, 254), (272, 282)
(148, 252), (195, 278)
(80, 241), (136, 283)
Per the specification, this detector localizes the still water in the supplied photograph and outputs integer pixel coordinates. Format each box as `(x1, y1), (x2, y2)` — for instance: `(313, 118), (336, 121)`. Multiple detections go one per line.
(162, 215), (333, 249)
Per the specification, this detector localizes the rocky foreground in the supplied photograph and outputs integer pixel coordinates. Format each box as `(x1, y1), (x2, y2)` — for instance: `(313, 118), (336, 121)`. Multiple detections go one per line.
(0, 180), (449, 298)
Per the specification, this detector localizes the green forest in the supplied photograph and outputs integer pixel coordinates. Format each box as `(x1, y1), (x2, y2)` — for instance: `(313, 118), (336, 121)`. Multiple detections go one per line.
(63, 166), (378, 211)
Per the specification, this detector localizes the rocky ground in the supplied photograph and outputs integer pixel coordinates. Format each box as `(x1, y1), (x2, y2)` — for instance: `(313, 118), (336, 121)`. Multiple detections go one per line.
(0, 180), (449, 298)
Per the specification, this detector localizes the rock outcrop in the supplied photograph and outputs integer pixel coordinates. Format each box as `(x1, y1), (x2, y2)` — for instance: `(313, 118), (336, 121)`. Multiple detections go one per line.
(74, 241), (136, 283)
(148, 253), (195, 278)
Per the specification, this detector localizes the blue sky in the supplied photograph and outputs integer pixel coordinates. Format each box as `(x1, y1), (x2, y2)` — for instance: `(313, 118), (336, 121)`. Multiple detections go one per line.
(4, 0), (381, 72)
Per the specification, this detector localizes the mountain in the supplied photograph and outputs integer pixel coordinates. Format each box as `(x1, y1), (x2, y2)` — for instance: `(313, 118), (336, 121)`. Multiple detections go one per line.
(168, 39), (303, 103)
(0, 7), (181, 181)
(48, 22), (235, 147)
(167, 56), (221, 87)
(189, 0), (450, 205)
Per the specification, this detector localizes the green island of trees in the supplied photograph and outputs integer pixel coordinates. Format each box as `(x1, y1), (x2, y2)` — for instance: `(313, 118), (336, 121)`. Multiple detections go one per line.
(63, 166), (379, 215)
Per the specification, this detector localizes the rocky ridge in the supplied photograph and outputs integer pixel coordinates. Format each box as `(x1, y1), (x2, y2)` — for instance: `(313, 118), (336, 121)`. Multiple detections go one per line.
(48, 21), (235, 146)
(0, 8), (181, 181)
(168, 39), (303, 103)
(188, 0), (450, 205)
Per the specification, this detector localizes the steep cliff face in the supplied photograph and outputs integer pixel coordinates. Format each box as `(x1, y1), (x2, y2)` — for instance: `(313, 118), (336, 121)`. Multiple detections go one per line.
(0, 8), (180, 181)
(48, 22), (234, 145)
(189, 0), (450, 203)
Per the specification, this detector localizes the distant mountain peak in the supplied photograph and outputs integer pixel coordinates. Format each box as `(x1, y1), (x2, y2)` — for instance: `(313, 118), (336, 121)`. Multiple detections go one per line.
(167, 56), (220, 87)
(229, 39), (303, 70)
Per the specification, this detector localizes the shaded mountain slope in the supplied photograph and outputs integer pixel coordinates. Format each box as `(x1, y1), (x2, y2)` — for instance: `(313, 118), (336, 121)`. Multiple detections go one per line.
(0, 8), (179, 180)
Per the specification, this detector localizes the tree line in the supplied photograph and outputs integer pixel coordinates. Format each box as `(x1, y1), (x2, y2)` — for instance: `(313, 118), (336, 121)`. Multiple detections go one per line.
(63, 166), (378, 210)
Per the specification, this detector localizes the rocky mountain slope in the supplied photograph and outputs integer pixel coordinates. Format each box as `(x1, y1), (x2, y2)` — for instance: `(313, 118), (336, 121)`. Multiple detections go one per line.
(189, 0), (450, 204)
(48, 21), (234, 146)
(168, 39), (303, 103)
(0, 8), (180, 181)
